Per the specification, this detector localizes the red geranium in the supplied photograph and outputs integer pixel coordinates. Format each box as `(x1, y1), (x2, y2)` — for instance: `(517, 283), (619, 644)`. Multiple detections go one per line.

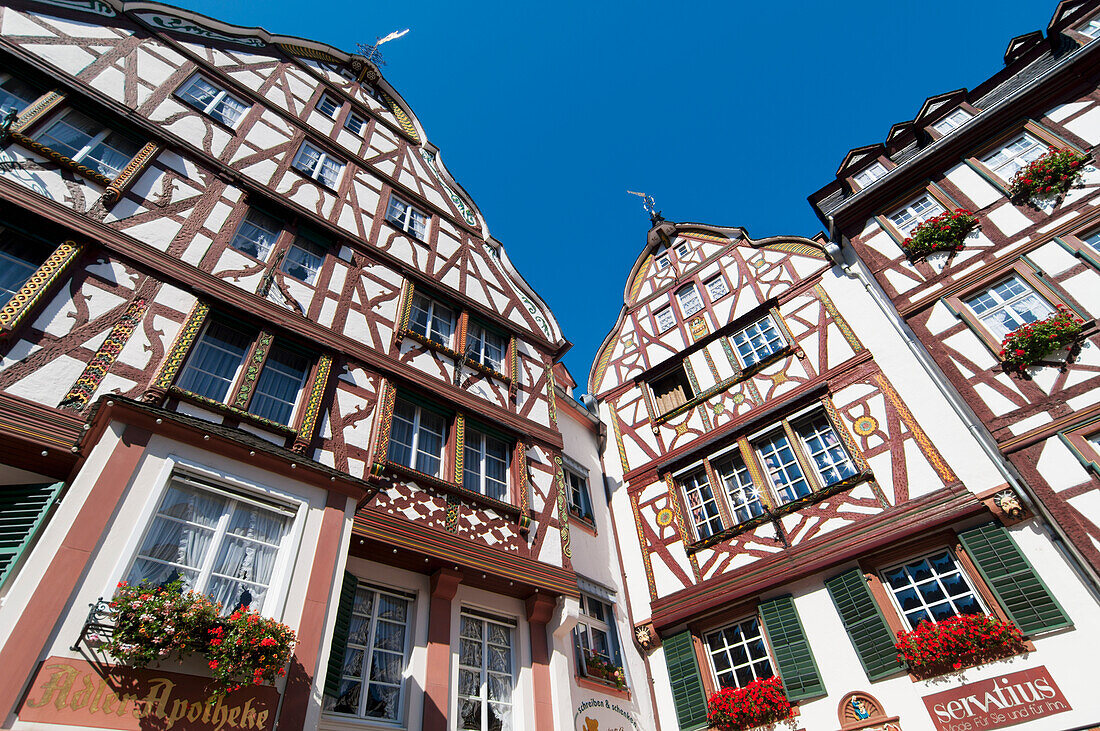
(998, 305), (1085, 375)
(894, 614), (1026, 678)
(707, 677), (792, 731)
(1008, 148), (1088, 203)
(901, 208), (978, 260)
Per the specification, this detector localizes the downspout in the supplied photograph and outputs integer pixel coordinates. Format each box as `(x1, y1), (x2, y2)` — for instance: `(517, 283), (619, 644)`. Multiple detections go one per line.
(826, 215), (1100, 599)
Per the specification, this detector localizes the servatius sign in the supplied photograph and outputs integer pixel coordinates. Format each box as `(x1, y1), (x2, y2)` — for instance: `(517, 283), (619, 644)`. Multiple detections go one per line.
(920, 666), (1070, 731)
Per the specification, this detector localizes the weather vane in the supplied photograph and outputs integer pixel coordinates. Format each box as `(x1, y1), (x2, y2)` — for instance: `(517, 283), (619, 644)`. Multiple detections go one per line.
(627, 190), (664, 224)
(358, 28), (410, 66)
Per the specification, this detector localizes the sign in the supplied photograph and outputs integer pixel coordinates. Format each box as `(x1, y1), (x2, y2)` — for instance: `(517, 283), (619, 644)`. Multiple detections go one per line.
(573, 698), (640, 731)
(921, 666), (1070, 731)
(19, 657), (279, 731)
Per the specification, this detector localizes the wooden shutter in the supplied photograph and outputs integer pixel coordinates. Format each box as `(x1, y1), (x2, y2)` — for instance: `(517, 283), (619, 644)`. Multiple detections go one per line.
(958, 522), (1071, 635)
(0, 482), (63, 587)
(758, 596), (825, 700)
(323, 571), (360, 697)
(663, 630), (708, 730)
(825, 568), (905, 680)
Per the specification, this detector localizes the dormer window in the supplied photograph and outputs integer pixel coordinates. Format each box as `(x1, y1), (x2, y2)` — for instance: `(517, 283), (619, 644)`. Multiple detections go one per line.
(932, 108), (972, 136)
(852, 162), (887, 190)
(675, 242), (691, 258)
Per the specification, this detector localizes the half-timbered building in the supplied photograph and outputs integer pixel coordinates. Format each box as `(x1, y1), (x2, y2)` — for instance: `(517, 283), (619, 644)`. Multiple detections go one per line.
(590, 214), (1100, 731)
(0, 2), (651, 730)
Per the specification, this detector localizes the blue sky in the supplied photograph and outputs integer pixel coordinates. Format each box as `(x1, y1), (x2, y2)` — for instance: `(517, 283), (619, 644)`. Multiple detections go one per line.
(172, 0), (1055, 390)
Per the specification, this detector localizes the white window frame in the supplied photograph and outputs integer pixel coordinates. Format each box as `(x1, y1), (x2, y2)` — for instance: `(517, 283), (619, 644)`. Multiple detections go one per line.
(291, 141), (345, 188)
(386, 194), (430, 240)
(33, 109), (140, 179)
(408, 292), (456, 347)
(681, 469), (724, 541)
(932, 108), (972, 136)
(704, 614), (775, 690)
(852, 161), (887, 189)
(655, 253), (671, 270)
(1078, 14), (1100, 38)
(316, 92), (341, 119)
(881, 549), (988, 630)
(388, 398), (448, 478)
(466, 322), (507, 372)
(730, 314), (786, 367)
(463, 428), (510, 501)
(1082, 227), (1100, 253)
(887, 193), (945, 236)
(574, 593), (625, 685)
(675, 241), (691, 259)
(345, 110), (368, 135)
(177, 73), (249, 128)
(457, 610), (516, 731)
(565, 466), (593, 522)
(964, 275), (1056, 341)
(676, 283), (704, 318)
(980, 132), (1046, 183)
(108, 456), (308, 622)
(704, 274), (730, 301)
(654, 306), (676, 333)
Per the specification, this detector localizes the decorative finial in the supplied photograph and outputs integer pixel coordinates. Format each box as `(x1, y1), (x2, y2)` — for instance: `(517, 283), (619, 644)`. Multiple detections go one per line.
(627, 190), (664, 225)
(357, 28), (410, 66)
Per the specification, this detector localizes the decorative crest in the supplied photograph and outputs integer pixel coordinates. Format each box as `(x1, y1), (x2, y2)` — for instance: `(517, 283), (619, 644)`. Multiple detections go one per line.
(627, 190), (664, 224)
(357, 28), (409, 66)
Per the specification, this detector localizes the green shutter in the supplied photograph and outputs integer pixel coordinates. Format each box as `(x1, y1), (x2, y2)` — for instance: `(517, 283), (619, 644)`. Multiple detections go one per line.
(663, 630), (708, 731)
(0, 482), (64, 587)
(323, 571), (359, 697)
(825, 568), (905, 681)
(958, 522), (1071, 635)
(758, 596), (825, 700)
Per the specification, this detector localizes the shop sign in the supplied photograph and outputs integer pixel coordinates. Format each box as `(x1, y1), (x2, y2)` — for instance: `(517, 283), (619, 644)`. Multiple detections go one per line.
(921, 666), (1070, 731)
(573, 698), (640, 731)
(19, 656), (279, 731)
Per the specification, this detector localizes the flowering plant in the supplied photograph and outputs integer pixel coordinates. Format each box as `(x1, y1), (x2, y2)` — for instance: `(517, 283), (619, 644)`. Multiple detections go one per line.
(104, 580), (220, 668)
(999, 306), (1085, 375)
(894, 614), (1026, 678)
(901, 209), (978, 260)
(706, 677), (792, 731)
(1008, 147), (1087, 203)
(206, 607), (297, 693)
(582, 650), (627, 690)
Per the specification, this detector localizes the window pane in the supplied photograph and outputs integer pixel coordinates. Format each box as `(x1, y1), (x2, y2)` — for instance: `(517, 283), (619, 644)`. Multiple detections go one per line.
(705, 275), (729, 300)
(732, 316), (785, 367)
(965, 275), (1055, 340)
(795, 415), (856, 486)
(655, 307), (676, 332)
(706, 617), (773, 690)
(981, 133), (1044, 181)
(756, 431), (811, 503)
(714, 453), (765, 524)
(229, 209), (281, 260)
(250, 345), (310, 425)
(281, 237), (326, 285)
(883, 551), (983, 629)
(317, 94), (340, 118)
(84, 131), (140, 178)
(676, 285), (703, 317)
(212, 93), (248, 127)
(0, 232), (44, 308)
(35, 111), (100, 160)
(0, 76), (41, 115)
(458, 616), (513, 731)
(683, 471), (723, 540)
(176, 321), (251, 402)
(293, 143), (322, 177)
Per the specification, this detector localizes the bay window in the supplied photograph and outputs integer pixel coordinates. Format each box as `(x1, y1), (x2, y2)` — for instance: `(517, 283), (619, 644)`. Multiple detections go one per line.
(177, 73), (249, 127)
(964, 274), (1055, 341)
(463, 427), (510, 501)
(388, 398), (447, 478)
(33, 109), (141, 179)
(292, 141), (345, 188)
(458, 612), (514, 731)
(730, 315), (786, 368)
(705, 615), (774, 689)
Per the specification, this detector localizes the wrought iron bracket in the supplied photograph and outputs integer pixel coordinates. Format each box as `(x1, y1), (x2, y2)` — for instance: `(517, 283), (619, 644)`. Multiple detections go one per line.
(71, 598), (113, 652)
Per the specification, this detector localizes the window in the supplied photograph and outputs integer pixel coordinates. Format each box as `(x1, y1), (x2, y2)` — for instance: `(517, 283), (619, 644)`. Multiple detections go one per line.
(965, 275), (1055, 341)
(655, 253), (671, 270)
(126, 476), (292, 614)
(574, 594), (624, 684)
(0, 75), (41, 116)
(0, 231), (46, 308)
(682, 469), (724, 541)
(408, 292), (456, 347)
(345, 110), (367, 135)
(466, 322), (507, 372)
(175, 320), (311, 426)
(386, 195), (429, 240)
(316, 93), (341, 119)
(280, 235), (326, 285)
(458, 613), (514, 731)
(463, 428), (509, 501)
(713, 452), (765, 525)
(932, 108), (972, 136)
(704, 274), (730, 301)
(566, 468), (594, 522)
(705, 616), (774, 689)
(882, 550), (984, 629)
(676, 283), (704, 317)
(292, 141), (345, 188)
(1077, 14), (1100, 38)
(388, 398), (447, 477)
(650, 365), (694, 414)
(888, 193), (945, 237)
(228, 209), (281, 260)
(655, 306), (676, 333)
(324, 585), (411, 721)
(33, 109), (140, 179)
(756, 414), (856, 503)
(853, 162), (888, 189)
(1083, 228), (1100, 253)
(980, 132), (1046, 183)
(676, 242), (691, 258)
(730, 315), (785, 367)
(177, 74), (249, 127)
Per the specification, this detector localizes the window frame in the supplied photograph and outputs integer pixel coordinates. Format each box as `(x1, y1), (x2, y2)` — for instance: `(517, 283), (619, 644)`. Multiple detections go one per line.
(1053, 220), (1100, 269)
(565, 464), (595, 524)
(574, 593), (626, 687)
(344, 109), (368, 136)
(929, 107), (973, 138)
(879, 548), (990, 631)
(176, 72), (250, 129)
(456, 610), (516, 731)
(648, 363), (696, 416)
(227, 207), (284, 262)
(1076, 13), (1100, 39)
(702, 612), (776, 691)
(704, 274), (730, 302)
(0, 228), (50, 311)
(462, 425), (511, 502)
(31, 107), (143, 181)
(315, 92), (342, 120)
(387, 396), (450, 479)
(675, 283), (705, 318)
(654, 305), (676, 334)
(466, 320), (508, 374)
(882, 190), (948, 242)
(964, 121), (1076, 193)
(291, 140), (346, 189)
(0, 73), (44, 118)
(407, 291), (458, 349)
(385, 194), (431, 241)
(852, 161), (888, 190)
(729, 314), (787, 369)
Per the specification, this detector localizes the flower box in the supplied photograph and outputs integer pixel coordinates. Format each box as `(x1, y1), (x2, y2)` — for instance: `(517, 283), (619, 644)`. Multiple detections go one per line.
(1008, 148), (1088, 204)
(582, 650), (627, 690)
(707, 677), (793, 731)
(894, 614), (1027, 679)
(901, 209), (978, 260)
(999, 306), (1085, 375)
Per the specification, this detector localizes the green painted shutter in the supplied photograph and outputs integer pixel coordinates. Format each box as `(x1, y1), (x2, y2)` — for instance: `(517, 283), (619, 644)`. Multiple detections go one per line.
(825, 568), (905, 680)
(663, 630), (708, 730)
(323, 571), (359, 697)
(0, 482), (64, 587)
(958, 522), (1071, 634)
(758, 596), (825, 700)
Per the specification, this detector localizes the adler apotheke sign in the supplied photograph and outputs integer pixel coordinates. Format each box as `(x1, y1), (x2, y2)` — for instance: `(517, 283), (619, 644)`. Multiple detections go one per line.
(921, 666), (1070, 731)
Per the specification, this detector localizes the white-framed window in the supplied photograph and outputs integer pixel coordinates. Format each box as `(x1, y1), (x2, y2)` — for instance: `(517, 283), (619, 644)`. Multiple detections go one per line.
(676, 241), (691, 258)
(0, 74), (42, 116)
(408, 292), (456, 347)
(33, 109), (141, 179)
(324, 584), (413, 721)
(316, 92), (341, 119)
(704, 274), (730, 301)
(730, 315), (785, 367)
(463, 428), (510, 501)
(981, 132), (1046, 183)
(1077, 13), (1100, 38)
(249, 346), (311, 425)
(676, 283), (704, 317)
(466, 323), (507, 372)
(177, 73), (249, 127)
(566, 467), (593, 522)
(650, 364), (694, 414)
(655, 253), (671, 270)
(682, 469), (724, 541)
(755, 429), (812, 504)
(228, 208), (282, 261)
(124, 474), (294, 614)
(386, 195), (429, 240)
(345, 110), (367, 135)
(705, 615), (774, 689)
(1083, 227), (1100, 253)
(0, 231), (45, 308)
(574, 594), (625, 685)
(853, 161), (888, 189)
(932, 108), (973, 136)
(458, 611), (514, 731)
(654, 306), (676, 333)
(965, 275), (1056, 340)
(881, 550), (985, 629)
(292, 141), (345, 188)
(388, 397), (448, 477)
(754, 413), (856, 505)
(280, 235), (326, 286)
(888, 193), (945, 236)
(712, 452), (765, 525)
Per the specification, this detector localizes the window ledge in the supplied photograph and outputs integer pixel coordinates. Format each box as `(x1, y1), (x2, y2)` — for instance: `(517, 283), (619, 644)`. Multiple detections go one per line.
(383, 460), (521, 518)
(397, 329), (512, 384)
(319, 712), (406, 731)
(383, 218), (428, 244)
(570, 512), (597, 536)
(994, 319), (1096, 373)
(10, 131), (113, 186)
(652, 347), (793, 426)
(574, 674), (631, 700)
(175, 99), (241, 136)
(685, 471), (872, 554)
(169, 387), (298, 437)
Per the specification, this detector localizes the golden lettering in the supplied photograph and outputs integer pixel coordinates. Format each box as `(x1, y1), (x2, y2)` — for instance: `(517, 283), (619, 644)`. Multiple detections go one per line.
(119, 693), (138, 717)
(187, 699), (203, 723)
(241, 698), (257, 729)
(228, 707), (241, 725)
(67, 674), (97, 711)
(256, 709), (269, 729)
(144, 677), (175, 719)
(167, 699), (189, 728)
(87, 679), (106, 714)
(210, 695), (229, 731)
(26, 664), (76, 709)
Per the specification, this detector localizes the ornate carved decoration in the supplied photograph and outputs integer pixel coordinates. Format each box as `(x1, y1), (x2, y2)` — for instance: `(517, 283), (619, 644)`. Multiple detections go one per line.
(10, 131), (113, 186)
(633, 622), (660, 653)
(545, 365), (558, 425)
(378, 90), (420, 143)
(146, 301), (209, 401)
(291, 353), (333, 454)
(0, 241), (82, 336)
(823, 396), (869, 473)
(276, 43), (340, 62)
(59, 298), (149, 411)
(453, 413), (466, 483)
(515, 440), (529, 517)
(370, 379), (395, 477)
(445, 494), (461, 533)
(607, 401), (630, 474)
(10, 92), (65, 136)
(874, 373), (956, 483)
(102, 142), (160, 205)
(837, 691), (900, 731)
(814, 284), (864, 352)
(232, 331), (273, 409)
(553, 455), (572, 560)
(419, 149), (478, 227)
